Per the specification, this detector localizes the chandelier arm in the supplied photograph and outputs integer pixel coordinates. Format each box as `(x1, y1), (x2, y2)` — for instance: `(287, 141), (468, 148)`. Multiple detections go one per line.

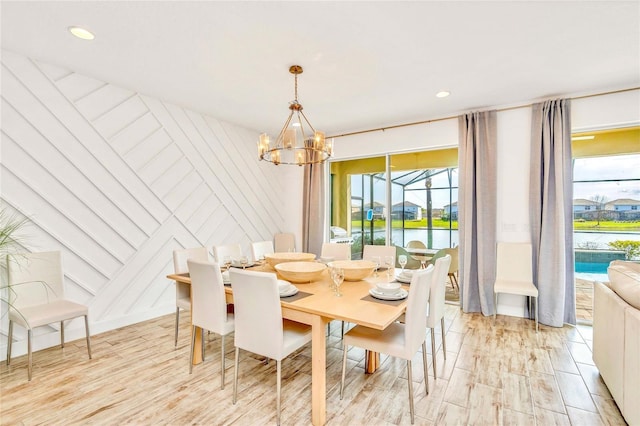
(295, 110), (310, 145)
(275, 110), (295, 147)
(299, 110), (317, 134)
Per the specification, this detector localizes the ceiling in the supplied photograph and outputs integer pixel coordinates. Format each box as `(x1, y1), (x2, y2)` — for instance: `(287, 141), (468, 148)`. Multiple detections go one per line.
(2, 1), (639, 137)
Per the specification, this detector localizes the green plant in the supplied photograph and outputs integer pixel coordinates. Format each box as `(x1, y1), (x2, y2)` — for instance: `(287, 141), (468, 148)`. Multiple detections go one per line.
(0, 207), (31, 322)
(608, 240), (640, 260)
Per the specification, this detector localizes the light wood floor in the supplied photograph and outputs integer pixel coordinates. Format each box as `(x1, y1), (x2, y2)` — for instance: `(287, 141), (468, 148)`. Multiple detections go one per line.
(0, 306), (627, 425)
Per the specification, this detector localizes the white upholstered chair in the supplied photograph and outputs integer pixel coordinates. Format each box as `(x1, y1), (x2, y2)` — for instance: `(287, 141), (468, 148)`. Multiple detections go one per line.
(426, 254), (451, 379)
(229, 268), (311, 425)
(493, 242), (538, 332)
(6, 251), (91, 381)
(172, 247), (209, 347)
(443, 247), (459, 292)
(274, 233), (295, 253)
(251, 240), (274, 262)
(187, 259), (235, 389)
(340, 266), (433, 424)
(213, 243), (243, 264)
(321, 242), (351, 261)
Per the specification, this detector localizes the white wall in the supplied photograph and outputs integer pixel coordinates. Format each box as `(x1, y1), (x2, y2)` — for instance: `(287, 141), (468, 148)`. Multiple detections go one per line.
(0, 50), (291, 358)
(330, 89), (640, 318)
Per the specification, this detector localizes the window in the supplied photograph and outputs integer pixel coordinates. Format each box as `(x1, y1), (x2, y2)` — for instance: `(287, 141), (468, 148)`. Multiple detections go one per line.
(329, 148), (458, 260)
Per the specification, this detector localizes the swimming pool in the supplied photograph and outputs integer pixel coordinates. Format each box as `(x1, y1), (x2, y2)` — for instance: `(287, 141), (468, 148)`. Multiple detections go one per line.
(575, 261), (609, 274)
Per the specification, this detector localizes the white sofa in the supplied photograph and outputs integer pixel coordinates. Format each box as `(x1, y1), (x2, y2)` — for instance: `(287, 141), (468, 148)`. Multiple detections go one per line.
(593, 260), (640, 426)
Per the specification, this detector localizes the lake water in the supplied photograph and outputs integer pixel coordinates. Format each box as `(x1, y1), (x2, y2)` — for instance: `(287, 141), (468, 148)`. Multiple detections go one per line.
(354, 228), (639, 256)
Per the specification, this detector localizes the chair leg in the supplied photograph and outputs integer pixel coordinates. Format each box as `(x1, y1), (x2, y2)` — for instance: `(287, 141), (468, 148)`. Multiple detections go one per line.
(220, 334), (225, 390)
(421, 341), (429, 395)
(7, 320), (13, 365)
(431, 328), (437, 379)
(233, 347), (240, 404)
(189, 325), (196, 374)
(327, 322), (331, 336)
(60, 320), (65, 348)
(441, 317), (447, 359)
(535, 296), (539, 333)
(406, 360), (415, 424)
(494, 292), (498, 321)
(276, 360), (282, 426)
(340, 344), (348, 399)
(174, 307), (180, 347)
(84, 315), (92, 359)
(27, 329), (32, 381)
(341, 321), (345, 339)
(201, 329), (206, 360)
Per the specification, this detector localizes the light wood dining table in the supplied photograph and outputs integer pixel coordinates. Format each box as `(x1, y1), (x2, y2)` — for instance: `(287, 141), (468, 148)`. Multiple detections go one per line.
(167, 262), (409, 426)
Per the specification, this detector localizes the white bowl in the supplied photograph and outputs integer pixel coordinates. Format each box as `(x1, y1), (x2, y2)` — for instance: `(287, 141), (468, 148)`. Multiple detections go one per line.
(278, 279), (292, 292)
(376, 281), (402, 294)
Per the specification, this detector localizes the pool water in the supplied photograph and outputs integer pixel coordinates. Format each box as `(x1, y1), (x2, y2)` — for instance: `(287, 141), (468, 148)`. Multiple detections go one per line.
(575, 261), (609, 274)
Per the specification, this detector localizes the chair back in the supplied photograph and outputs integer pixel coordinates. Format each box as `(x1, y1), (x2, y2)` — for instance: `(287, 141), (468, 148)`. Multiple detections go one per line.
(362, 245), (396, 261)
(406, 240), (426, 249)
(404, 266), (433, 354)
(426, 254), (451, 328)
(187, 260), (230, 333)
(229, 269), (285, 360)
(173, 247), (209, 274)
(213, 244), (243, 264)
(394, 246), (422, 269)
(7, 251), (65, 310)
(251, 240), (274, 262)
(274, 233), (295, 252)
(321, 243), (351, 260)
(496, 242), (533, 282)
(443, 247), (459, 274)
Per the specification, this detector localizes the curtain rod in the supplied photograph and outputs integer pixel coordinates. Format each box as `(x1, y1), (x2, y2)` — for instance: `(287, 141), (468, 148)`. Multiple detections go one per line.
(328, 87), (640, 139)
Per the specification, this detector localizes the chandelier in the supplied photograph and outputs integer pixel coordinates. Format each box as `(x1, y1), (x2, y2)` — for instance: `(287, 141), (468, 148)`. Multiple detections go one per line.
(258, 65), (333, 166)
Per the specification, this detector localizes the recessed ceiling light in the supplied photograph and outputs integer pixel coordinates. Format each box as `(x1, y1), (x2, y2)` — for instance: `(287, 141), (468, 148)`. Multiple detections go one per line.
(436, 91), (450, 98)
(571, 135), (595, 141)
(68, 26), (95, 40)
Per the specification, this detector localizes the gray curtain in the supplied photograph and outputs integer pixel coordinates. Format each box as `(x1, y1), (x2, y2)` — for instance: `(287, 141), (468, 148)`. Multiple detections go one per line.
(458, 111), (498, 315)
(302, 163), (324, 256)
(530, 99), (576, 326)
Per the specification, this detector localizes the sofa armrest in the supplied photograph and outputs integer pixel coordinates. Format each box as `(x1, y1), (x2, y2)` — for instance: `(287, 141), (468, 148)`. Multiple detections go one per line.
(593, 281), (626, 411)
(624, 306), (640, 426)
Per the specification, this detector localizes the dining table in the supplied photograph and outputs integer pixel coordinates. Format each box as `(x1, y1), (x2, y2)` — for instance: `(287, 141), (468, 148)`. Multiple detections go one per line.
(167, 259), (409, 426)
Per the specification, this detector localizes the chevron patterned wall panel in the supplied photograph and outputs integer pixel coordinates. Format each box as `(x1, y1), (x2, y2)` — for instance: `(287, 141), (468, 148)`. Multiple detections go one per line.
(0, 50), (297, 357)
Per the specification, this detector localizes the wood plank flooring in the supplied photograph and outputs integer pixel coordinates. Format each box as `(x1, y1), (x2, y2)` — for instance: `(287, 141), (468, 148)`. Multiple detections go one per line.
(0, 306), (627, 425)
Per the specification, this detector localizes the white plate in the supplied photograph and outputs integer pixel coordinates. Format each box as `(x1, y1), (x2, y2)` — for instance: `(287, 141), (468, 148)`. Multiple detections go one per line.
(230, 261), (255, 268)
(369, 288), (408, 301)
(280, 285), (299, 298)
(396, 274), (412, 284)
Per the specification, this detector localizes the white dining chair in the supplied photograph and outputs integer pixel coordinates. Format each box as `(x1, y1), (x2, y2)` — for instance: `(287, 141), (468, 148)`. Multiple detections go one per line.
(274, 233), (295, 253)
(443, 247), (459, 292)
(321, 242), (350, 261)
(493, 242), (539, 332)
(213, 243), (243, 264)
(340, 266), (433, 424)
(172, 247), (210, 347)
(229, 268), (312, 426)
(426, 254), (451, 379)
(6, 251), (92, 381)
(251, 240), (274, 262)
(187, 259), (235, 389)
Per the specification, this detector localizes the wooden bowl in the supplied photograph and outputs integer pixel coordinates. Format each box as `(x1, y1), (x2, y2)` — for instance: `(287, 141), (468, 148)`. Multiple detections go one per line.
(328, 260), (377, 281)
(275, 261), (326, 283)
(264, 252), (316, 268)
